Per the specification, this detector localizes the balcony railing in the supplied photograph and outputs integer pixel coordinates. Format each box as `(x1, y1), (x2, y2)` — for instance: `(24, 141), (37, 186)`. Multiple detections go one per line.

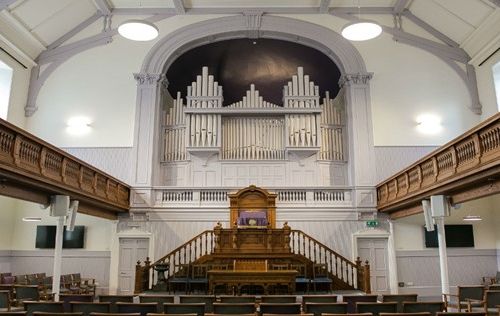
(377, 113), (500, 215)
(0, 119), (130, 218)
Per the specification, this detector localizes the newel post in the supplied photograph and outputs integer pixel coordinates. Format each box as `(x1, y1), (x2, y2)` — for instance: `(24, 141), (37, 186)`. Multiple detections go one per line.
(134, 257), (151, 294)
(355, 257), (362, 289)
(363, 260), (371, 293)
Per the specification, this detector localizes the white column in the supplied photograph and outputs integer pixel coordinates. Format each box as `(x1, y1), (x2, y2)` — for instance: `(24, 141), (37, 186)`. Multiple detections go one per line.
(52, 216), (65, 301)
(435, 216), (450, 294)
(387, 220), (399, 294)
(341, 73), (376, 209)
(132, 73), (166, 190)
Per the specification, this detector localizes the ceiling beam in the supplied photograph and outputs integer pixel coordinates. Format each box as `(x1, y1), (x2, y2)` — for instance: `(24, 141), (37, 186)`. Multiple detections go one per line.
(403, 10), (459, 47)
(393, 0), (411, 14)
(47, 13), (103, 50)
(487, 0), (500, 7)
(0, 0), (17, 11)
(93, 0), (112, 15)
(330, 6), (395, 14)
(319, 0), (331, 13)
(173, 0), (186, 14)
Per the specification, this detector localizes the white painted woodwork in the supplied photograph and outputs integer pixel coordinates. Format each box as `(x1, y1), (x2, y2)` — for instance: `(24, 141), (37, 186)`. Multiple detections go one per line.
(319, 90), (345, 161)
(118, 238), (149, 294)
(357, 238), (390, 294)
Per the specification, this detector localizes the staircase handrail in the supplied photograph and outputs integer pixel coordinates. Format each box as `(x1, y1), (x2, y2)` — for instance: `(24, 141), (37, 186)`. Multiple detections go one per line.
(151, 230), (214, 267)
(290, 229), (354, 264)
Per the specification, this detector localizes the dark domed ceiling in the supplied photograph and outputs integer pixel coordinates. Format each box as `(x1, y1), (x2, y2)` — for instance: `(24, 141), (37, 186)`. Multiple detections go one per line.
(166, 38), (341, 106)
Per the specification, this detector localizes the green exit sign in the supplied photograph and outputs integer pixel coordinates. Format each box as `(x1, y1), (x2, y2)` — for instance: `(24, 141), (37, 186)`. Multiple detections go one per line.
(366, 220), (379, 228)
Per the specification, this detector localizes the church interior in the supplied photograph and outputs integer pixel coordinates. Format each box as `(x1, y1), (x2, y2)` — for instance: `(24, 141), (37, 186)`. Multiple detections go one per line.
(0, 0), (500, 315)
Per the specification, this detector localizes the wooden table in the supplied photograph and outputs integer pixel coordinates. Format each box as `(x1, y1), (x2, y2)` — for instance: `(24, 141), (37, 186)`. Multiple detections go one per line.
(208, 270), (297, 295)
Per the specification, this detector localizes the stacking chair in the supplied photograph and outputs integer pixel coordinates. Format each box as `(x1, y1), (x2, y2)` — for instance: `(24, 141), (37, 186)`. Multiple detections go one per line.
(381, 294), (418, 313)
(1, 291), (10, 312)
(163, 303), (205, 316)
(488, 285), (500, 291)
(261, 296), (296, 303)
(180, 295), (216, 313)
(70, 302), (111, 316)
(116, 303), (158, 316)
(218, 296), (256, 303)
(259, 303), (301, 315)
(89, 313), (140, 316)
(436, 313), (485, 316)
(33, 313), (83, 316)
(356, 303), (398, 316)
(212, 303), (255, 314)
(290, 264), (309, 294)
(480, 290), (500, 315)
(138, 295), (174, 313)
(310, 264), (332, 293)
(189, 265), (208, 294)
(443, 286), (485, 312)
(402, 302), (446, 316)
(14, 286), (40, 306)
(59, 294), (93, 312)
(1, 277), (15, 286)
(342, 295), (378, 313)
(168, 265), (190, 294)
(304, 302), (348, 316)
(302, 295), (338, 304)
(98, 295), (134, 313)
(23, 302), (64, 316)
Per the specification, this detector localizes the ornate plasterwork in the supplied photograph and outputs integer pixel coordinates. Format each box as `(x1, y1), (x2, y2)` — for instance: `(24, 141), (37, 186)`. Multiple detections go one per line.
(244, 10), (263, 39)
(338, 73), (374, 87)
(133, 73), (166, 86)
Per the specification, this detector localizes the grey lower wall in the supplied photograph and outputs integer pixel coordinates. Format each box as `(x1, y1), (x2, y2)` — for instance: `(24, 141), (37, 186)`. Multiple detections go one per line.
(63, 147), (133, 184)
(0, 250), (110, 293)
(375, 146), (437, 183)
(396, 249), (498, 296)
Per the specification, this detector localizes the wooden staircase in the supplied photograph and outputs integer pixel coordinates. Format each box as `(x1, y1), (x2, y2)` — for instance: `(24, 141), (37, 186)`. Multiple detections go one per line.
(135, 226), (370, 294)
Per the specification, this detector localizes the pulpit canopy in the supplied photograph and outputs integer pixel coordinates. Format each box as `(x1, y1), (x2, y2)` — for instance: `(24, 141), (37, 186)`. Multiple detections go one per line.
(228, 185), (277, 228)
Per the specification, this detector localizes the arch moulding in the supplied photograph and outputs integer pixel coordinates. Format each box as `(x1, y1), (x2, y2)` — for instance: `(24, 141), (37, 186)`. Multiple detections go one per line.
(132, 15), (376, 208)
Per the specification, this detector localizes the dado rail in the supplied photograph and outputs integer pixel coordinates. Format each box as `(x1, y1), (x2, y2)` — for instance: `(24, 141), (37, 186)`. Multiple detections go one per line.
(377, 113), (500, 218)
(0, 119), (130, 219)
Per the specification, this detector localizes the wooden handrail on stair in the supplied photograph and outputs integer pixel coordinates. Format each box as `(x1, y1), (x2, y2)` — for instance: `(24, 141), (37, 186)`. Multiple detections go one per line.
(135, 230), (215, 293)
(135, 228), (370, 293)
(290, 230), (370, 293)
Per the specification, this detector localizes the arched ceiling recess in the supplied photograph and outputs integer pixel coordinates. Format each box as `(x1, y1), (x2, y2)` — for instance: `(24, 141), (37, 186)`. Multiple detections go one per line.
(166, 38), (342, 106)
(141, 15), (368, 83)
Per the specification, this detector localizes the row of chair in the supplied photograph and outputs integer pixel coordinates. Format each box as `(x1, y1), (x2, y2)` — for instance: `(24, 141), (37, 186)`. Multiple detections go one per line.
(0, 309), (491, 316)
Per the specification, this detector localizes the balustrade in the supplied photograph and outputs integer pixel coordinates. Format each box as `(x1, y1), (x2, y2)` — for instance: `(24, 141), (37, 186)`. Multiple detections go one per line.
(0, 119), (129, 217)
(377, 112), (500, 214)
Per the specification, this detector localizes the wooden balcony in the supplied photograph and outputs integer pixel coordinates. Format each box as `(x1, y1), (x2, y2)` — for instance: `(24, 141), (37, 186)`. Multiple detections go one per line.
(0, 119), (129, 219)
(377, 113), (500, 218)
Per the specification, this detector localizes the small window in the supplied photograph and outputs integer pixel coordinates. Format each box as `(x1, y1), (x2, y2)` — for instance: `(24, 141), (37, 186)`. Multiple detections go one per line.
(0, 60), (13, 120)
(494, 61), (500, 112)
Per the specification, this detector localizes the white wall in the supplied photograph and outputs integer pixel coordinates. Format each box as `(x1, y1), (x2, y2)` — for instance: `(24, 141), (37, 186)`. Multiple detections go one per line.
(0, 197), (16, 250)
(477, 50), (500, 119)
(0, 49), (29, 128)
(394, 197), (498, 250)
(9, 200), (113, 251)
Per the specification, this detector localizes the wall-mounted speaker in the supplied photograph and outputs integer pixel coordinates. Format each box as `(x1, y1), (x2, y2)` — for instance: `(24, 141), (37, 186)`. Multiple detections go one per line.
(422, 199), (434, 231)
(430, 195), (450, 217)
(50, 195), (69, 217)
(66, 200), (79, 231)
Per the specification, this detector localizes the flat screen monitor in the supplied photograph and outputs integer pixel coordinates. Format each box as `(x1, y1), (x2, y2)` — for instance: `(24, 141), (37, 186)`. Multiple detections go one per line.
(424, 224), (474, 248)
(35, 226), (85, 249)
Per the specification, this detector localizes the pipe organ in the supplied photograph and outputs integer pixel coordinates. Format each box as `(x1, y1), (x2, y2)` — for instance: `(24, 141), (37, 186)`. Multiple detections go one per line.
(319, 91), (345, 161)
(162, 66), (346, 163)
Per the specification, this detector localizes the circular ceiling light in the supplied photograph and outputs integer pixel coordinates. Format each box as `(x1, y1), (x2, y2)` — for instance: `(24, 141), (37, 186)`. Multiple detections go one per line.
(341, 21), (382, 41)
(118, 20), (159, 41)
